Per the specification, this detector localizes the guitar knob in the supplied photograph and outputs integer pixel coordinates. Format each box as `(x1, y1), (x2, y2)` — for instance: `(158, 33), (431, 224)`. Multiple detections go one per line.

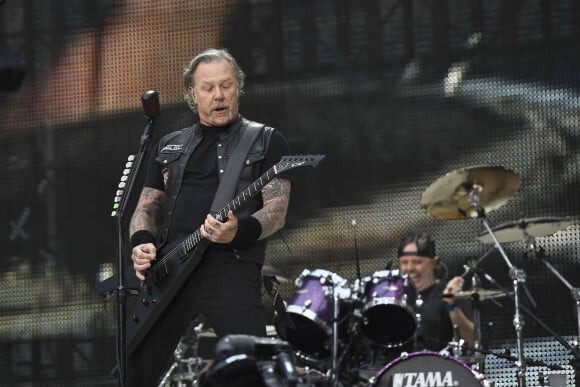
(131, 315), (140, 323)
(141, 299), (149, 306)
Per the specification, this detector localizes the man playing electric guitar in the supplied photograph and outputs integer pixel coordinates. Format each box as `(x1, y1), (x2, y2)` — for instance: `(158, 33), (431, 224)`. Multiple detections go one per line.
(127, 48), (292, 386)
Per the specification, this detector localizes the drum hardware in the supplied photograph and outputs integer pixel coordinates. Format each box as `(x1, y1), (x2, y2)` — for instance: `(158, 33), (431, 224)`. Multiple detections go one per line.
(443, 288), (509, 302)
(262, 264), (291, 283)
(421, 165), (530, 386)
(479, 216), (580, 367)
(476, 216), (576, 244)
(523, 240), (580, 365)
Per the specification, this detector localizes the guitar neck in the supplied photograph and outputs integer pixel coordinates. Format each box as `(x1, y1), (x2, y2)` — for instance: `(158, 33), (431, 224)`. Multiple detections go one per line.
(214, 165), (279, 221)
(146, 164), (280, 280)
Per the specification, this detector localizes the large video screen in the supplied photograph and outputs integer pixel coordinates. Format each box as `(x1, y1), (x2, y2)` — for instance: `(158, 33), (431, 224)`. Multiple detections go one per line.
(1, 1), (579, 385)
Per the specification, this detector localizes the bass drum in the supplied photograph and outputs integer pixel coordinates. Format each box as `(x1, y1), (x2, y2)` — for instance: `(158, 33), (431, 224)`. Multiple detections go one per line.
(370, 351), (489, 387)
(281, 269), (351, 361)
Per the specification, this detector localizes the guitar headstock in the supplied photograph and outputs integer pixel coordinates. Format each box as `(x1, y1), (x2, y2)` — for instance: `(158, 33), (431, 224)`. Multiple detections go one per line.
(275, 154), (325, 174)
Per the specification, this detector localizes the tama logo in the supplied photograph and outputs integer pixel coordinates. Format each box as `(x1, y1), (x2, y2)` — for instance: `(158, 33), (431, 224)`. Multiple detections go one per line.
(392, 371), (455, 387)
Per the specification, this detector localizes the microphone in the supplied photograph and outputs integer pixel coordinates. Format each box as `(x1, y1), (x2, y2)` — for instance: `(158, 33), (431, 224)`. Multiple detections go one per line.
(141, 90), (160, 119)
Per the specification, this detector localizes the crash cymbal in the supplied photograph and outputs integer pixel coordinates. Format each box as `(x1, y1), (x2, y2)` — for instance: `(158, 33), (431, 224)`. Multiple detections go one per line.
(477, 216), (576, 244)
(442, 288), (508, 301)
(421, 166), (520, 220)
(262, 264), (290, 282)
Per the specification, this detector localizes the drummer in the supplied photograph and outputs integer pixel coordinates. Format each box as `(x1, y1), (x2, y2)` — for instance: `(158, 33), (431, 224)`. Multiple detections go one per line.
(397, 231), (475, 351)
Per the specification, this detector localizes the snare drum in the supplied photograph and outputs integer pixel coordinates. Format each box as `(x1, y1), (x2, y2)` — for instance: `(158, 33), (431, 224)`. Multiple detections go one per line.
(359, 270), (417, 347)
(371, 351), (489, 387)
(282, 269), (351, 360)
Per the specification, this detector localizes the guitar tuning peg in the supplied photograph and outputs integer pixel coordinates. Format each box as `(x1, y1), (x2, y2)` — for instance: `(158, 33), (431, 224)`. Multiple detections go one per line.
(127, 155), (135, 161)
(123, 168), (131, 175)
(118, 182), (126, 188)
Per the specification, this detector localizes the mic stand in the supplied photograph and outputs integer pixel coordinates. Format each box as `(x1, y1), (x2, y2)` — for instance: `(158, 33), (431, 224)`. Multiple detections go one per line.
(111, 115), (156, 386)
(468, 187), (527, 387)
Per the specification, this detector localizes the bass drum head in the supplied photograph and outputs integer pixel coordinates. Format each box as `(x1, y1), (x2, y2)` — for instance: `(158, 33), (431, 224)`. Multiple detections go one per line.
(371, 351), (486, 387)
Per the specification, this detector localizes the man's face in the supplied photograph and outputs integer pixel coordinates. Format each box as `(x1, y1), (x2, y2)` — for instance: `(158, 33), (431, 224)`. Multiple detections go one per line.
(398, 242), (438, 292)
(189, 59), (239, 127)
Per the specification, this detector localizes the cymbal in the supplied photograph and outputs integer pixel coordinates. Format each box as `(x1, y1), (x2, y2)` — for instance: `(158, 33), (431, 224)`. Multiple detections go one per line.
(421, 166), (520, 220)
(442, 288), (508, 301)
(477, 216), (576, 244)
(262, 264), (290, 282)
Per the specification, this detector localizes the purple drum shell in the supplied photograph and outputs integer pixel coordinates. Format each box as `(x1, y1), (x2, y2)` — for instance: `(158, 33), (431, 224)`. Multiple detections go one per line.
(283, 270), (350, 360)
(361, 274), (417, 347)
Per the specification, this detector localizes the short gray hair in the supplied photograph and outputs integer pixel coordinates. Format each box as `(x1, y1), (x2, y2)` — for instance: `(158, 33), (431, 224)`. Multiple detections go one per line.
(183, 48), (246, 114)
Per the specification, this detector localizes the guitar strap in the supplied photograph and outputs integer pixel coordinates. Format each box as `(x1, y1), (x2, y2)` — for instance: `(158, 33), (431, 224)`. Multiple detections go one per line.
(209, 120), (265, 214)
(200, 119), (295, 334)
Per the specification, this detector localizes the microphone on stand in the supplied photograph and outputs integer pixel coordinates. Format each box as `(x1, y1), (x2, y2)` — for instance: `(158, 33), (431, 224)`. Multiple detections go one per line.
(141, 90), (160, 118)
(140, 90), (160, 148)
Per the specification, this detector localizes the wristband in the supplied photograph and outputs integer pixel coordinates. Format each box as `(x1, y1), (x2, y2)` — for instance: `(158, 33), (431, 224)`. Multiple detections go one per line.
(230, 216), (262, 248)
(445, 302), (459, 312)
(130, 230), (156, 248)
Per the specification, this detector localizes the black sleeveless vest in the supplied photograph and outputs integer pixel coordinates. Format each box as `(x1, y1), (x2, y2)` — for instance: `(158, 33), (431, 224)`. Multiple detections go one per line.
(154, 115), (275, 264)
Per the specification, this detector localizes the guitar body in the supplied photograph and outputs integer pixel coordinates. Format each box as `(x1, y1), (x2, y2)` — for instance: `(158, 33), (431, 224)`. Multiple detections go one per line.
(126, 242), (207, 356)
(121, 155), (324, 356)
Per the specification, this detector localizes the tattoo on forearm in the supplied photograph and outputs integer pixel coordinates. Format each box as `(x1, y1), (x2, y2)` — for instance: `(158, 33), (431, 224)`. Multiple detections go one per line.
(253, 178), (291, 239)
(129, 187), (166, 235)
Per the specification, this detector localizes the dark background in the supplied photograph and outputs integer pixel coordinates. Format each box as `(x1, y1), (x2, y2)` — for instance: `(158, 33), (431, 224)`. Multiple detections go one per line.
(1, 0), (579, 385)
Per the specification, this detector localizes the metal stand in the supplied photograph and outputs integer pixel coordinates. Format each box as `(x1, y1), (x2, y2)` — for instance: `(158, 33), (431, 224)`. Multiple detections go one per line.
(111, 90), (160, 386)
(467, 186), (527, 386)
(470, 272), (485, 373)
(530, 241), (580, 380)
(480, 218), (527, 386)
(331, 284), (340, 387)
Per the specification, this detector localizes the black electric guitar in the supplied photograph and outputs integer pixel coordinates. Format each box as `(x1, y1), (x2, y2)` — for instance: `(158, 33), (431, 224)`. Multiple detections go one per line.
(126, 154), (325, 356)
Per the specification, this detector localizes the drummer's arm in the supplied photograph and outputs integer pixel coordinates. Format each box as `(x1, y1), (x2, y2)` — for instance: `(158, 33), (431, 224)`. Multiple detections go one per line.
(444, 276), (475, 347)
(449, 306), (475, 347)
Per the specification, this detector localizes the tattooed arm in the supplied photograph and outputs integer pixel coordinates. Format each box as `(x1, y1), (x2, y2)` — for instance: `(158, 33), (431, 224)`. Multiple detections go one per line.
(130, 187), (166, 280)
(252, 177), (291, 239)
(129, 187), (166, 236)
(201, 177), (291, 243)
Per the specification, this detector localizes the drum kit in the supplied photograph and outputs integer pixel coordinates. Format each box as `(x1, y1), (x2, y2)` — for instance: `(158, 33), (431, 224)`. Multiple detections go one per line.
(160, 166), (580, 387)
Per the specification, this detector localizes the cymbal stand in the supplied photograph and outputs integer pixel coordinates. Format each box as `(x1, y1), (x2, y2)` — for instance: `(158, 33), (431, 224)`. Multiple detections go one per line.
(469, 188), (527, 386)
(460, 254), (501, 373)
(528, 240), (580, 361)
(469, 265), (485, 372)
(331, 283), (340, 387)
(480, 218), (527, 386)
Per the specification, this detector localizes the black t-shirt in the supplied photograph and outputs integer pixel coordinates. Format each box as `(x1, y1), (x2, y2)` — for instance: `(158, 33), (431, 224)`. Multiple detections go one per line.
(144, 122), (289, 255)
(414, 281), (472, 351)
